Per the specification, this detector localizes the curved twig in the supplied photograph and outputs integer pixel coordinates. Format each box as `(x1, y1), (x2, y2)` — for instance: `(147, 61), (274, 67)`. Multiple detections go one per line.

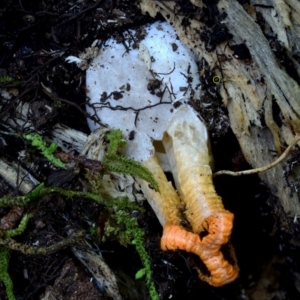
(214, 135), (300, 177)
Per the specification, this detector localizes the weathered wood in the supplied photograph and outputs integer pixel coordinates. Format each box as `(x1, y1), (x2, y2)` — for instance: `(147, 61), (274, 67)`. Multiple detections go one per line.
(139, 0), (300, 218)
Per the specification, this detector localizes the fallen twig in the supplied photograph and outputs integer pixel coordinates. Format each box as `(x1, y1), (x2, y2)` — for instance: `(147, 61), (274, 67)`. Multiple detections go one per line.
(214, 135), (300, 177)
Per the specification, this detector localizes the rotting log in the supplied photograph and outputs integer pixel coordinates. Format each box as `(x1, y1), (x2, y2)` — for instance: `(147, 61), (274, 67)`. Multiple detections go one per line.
(138, 0), (300, 219)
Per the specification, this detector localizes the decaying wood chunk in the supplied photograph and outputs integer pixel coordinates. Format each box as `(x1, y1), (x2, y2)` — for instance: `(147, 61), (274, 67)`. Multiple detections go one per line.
(138, 0), (300, 219)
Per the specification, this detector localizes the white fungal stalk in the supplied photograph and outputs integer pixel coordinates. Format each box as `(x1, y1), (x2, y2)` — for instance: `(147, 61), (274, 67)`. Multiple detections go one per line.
(138, 155), (182, 227)
(162, 105), (226, 234)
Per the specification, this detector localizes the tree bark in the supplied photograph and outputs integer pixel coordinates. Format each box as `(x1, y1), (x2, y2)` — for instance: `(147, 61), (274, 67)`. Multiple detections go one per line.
(138, 0), (300, 218)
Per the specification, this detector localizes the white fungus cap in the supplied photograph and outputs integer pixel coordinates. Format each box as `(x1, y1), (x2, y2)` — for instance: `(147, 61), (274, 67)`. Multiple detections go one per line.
(86, 21), (201, 162)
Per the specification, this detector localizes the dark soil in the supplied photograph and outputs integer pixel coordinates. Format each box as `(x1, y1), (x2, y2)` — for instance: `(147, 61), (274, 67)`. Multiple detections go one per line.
(1, 1), (300, 300)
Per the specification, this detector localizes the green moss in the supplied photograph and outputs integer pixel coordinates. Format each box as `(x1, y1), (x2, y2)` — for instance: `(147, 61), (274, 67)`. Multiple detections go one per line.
(88, 225), (97, 236)
(0, 189), (159, 299)
(96, 195), (159, 299)
(0, 75), (21, 86)
(115, 208), (159, 300)
(104, 130), (159, 191)
(0, 214), (33, 300)
(106, 129), (126, 156)
(0, 129), (160, 299)
(24, 134), (66, 169)
(5, 214), (32, 239)
(0, 248), (14, 300)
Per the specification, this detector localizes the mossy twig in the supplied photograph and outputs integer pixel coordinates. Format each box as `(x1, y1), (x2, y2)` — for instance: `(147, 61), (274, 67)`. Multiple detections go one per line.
(0, 214), (33, 300)
(0, 230), (85, 255)
(0, 248), (14, 300)
(0, 183), (106, 207)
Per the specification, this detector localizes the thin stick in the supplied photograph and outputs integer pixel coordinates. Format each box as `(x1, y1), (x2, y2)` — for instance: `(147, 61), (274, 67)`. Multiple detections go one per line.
(214, 135), (300, 177)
